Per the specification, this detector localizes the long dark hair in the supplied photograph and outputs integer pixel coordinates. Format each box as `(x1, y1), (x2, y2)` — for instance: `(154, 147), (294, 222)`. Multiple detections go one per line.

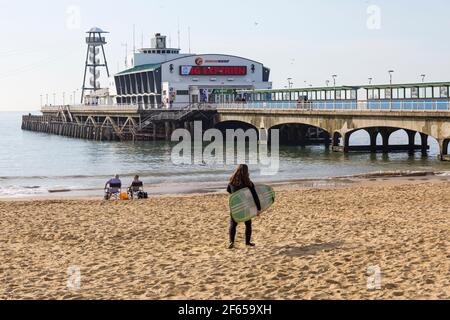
(229, 164), (252, 187)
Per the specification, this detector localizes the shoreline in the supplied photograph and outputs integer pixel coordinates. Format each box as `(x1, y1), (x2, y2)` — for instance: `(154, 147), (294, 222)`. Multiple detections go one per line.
(1, 170), (450, 201)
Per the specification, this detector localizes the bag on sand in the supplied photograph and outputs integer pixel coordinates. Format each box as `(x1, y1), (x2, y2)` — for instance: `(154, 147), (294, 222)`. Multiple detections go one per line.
(138, 191), (148, 199)
(120, 192), (129, 200)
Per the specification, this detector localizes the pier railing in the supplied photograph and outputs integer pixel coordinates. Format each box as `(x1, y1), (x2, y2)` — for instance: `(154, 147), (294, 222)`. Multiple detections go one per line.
(41, 105), (140, 113)
(215, 100), (450, 112)
(39, 99), (450, 114)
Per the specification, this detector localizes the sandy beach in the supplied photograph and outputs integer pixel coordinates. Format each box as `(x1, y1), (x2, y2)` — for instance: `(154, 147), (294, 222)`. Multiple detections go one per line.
(0, 179), (449, 300)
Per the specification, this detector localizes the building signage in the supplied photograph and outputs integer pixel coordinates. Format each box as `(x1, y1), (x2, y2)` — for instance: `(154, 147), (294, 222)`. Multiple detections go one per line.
(180, 66), (247, 76)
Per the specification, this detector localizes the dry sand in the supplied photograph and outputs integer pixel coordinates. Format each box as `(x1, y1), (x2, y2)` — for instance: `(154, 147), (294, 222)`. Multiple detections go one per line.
(0, 181), (449, 300)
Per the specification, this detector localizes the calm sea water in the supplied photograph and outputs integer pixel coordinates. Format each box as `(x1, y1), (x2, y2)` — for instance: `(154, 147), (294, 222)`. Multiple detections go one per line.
(0, 111), (448, 198)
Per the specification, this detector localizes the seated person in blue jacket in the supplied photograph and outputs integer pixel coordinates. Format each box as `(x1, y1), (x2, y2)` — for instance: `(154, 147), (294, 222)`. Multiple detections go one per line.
(104, 174), (122, 198)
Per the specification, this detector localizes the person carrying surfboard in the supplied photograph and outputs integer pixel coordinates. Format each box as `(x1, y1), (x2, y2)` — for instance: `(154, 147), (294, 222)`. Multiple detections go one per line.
(227, 164), (262, 249)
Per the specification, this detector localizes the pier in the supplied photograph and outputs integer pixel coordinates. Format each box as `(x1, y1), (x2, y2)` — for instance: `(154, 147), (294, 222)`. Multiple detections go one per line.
(22, 98), (450, 161)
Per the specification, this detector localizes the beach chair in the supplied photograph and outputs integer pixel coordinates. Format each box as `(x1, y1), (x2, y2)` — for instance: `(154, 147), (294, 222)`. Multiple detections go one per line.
(105, 182), (122, 200)
(128, 181), (146, 199)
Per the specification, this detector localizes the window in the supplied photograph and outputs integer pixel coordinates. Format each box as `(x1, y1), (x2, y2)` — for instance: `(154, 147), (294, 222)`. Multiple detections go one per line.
(434, 87), (440, 98)
(398, 88), (405, 99)
(373, 89), (379, 99)
(440, 86), (448, 98)
(176, 90), (189, 96)
(380, 89), (386, 100)
(320, 91), (325, 100)
(335, 90), (341, 100)
(426, 87), (433, 98)
(419, 87), (426, 98)
(412, 87), (419, 99)
(405, 88), (412, 99)
(385, 88), (391, 99)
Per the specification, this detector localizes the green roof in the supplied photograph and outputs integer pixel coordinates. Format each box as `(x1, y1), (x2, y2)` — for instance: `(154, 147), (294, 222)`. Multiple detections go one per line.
(362, 82), (450, 89)
(116, 63), (161, 75)
(240, 86), (359, 94)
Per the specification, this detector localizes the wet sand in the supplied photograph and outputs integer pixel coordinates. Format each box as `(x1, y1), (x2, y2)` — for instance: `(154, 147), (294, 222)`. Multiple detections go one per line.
(0, 180), (449, 300)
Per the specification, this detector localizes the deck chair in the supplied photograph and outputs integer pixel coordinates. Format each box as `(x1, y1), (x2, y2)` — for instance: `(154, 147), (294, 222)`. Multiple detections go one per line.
(105, 182), (122, 200)
(128, 181), (145, 199)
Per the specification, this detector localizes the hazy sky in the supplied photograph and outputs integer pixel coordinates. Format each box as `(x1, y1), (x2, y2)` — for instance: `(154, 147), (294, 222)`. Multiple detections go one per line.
(1, 0), (450, 110)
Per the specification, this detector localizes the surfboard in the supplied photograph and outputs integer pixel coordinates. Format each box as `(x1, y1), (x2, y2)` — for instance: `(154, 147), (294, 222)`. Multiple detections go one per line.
(229, 184), (276, 223)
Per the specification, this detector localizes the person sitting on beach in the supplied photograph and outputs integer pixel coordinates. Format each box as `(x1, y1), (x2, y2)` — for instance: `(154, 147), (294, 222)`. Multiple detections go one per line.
(104, 174), (122, 200)
(227, 164), (261, 249)
(128, 175), (146, 199)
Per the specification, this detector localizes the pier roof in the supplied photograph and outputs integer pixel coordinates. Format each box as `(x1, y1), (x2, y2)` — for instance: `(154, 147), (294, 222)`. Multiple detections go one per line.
(117, 63), (161, 75)
(362, 82), (450, 89)
(241, 86), (360, 93)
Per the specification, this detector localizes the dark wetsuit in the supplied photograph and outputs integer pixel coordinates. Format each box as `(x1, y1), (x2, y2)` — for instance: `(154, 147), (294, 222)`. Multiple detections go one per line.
(227, 183), (262, 244)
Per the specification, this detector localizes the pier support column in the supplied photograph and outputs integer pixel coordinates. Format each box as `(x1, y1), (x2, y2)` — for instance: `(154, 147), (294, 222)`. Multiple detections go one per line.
(406, 130), (417, 154)
(367, 128), (379, 153)
(420, 133), (429, 155)
(153, 124), (157, 141)
(165, 122), (171, 140)
(380, 128), (394, 154)
(439, 139), (450, 161)
(259, 128), (268, 145)
(332, 132), (345, 152)
(323, 131), (331, 148)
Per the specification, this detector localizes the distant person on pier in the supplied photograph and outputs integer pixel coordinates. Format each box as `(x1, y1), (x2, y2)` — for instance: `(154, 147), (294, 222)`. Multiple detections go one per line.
(227, 164), (261, 249)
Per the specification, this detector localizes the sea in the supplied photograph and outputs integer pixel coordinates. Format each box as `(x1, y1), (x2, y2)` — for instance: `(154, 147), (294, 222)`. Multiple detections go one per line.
(1, 111), (449, 198)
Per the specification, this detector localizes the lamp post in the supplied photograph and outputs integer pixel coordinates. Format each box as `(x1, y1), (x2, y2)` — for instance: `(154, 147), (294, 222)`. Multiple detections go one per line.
(63, 92), (65, 106)
(388, 70), (394, 110)
(368, 77), (373, 85)
(332, 75), (337, 109)
(388, 70), (394, 85)
(53, 93), (56, 106)
(287, 78), (293, 89)
(40, 95), (43, 108)
(46, 94), (49, 106)
(326, 80), (330, 87)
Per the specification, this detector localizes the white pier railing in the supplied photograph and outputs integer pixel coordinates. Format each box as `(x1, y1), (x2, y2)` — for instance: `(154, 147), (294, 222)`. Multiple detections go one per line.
(216, 100), (450, 112)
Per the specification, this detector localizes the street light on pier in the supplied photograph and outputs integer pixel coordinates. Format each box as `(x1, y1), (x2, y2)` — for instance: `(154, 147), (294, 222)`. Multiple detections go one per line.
(63, 92), (65, 106)
(388, 70), (394, 85)
(368, 77), (373, 85)
(46, 94), (49, 106)
(332, 75), (337, 109)
(388, 70), (394, 110)
(287, 78), (293, 89)
(326, 80), (330, 87)
(40, 95), (43, 108)
(53, 93), (56, 106)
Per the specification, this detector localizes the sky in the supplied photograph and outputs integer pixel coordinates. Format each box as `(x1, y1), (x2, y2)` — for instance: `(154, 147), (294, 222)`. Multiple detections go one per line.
(1, 0), (450, 111)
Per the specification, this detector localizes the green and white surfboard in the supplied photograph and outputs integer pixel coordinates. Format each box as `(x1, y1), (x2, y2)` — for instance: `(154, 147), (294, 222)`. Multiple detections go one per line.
(229, 184), (276, 223)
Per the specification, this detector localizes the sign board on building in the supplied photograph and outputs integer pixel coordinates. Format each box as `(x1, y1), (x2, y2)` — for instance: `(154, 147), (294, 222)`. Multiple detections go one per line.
(180, 66), (247, 76)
